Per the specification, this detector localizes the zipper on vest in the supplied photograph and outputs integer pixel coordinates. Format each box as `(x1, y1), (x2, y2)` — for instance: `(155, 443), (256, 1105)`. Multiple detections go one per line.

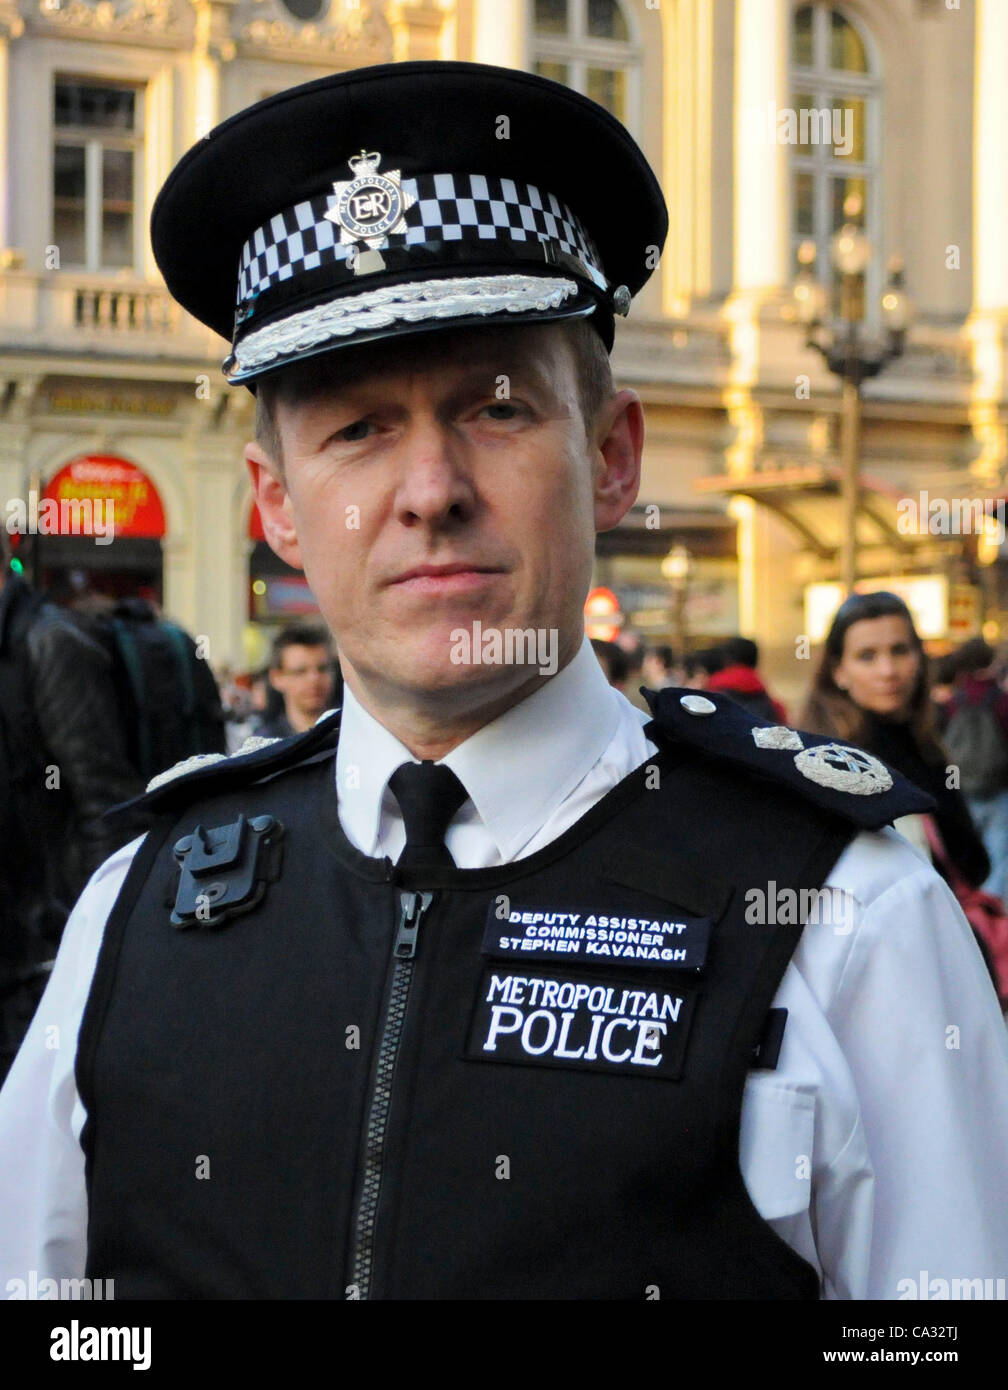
(348, 889), (434, 1299)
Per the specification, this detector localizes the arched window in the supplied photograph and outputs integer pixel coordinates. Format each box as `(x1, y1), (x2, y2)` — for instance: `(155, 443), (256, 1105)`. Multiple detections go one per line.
(790, 4), (881, 314)
(530, 0), (641, 132)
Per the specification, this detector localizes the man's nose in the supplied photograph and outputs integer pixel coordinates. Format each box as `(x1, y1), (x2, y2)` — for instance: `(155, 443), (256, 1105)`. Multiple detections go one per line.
(393, 422), (476, 526)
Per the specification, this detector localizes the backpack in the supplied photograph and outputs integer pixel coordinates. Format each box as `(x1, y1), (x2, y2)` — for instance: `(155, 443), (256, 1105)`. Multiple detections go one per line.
(943, 688), (1008, 798)
(91, 599), (227, 784)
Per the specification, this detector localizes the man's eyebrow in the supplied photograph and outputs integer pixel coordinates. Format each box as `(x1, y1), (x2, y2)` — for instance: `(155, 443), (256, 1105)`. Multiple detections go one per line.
(283, 353), (565, 408)
(443, 358), (563, 400)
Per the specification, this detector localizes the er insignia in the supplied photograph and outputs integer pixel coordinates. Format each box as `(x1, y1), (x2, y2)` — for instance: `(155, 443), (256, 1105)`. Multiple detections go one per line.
(325, 150), (416, 248)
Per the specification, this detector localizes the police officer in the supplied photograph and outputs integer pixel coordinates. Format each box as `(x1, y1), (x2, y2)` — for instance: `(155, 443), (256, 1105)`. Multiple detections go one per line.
(1, 62), (1007, 1300)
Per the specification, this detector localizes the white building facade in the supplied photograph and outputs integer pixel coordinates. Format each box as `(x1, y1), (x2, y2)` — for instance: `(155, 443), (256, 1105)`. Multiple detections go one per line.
(0, 0), (1003, 701)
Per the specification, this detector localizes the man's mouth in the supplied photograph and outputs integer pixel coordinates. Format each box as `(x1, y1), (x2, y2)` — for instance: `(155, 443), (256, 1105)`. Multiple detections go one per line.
(388, 562), (504, 594)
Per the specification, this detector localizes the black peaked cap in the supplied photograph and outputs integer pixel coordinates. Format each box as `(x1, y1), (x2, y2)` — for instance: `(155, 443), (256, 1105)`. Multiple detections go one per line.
(151, 61), (668, 384)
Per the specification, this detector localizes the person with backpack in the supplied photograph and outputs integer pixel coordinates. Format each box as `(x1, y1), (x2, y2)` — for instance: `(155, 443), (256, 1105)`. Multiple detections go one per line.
(0, 538), (146, 1082)
(942, 637), (1008, 901)
(79, 594), (228, 785)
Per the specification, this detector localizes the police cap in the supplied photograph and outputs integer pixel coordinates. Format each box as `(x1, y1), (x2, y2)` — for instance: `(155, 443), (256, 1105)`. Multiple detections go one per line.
(151, 61), (668, 386)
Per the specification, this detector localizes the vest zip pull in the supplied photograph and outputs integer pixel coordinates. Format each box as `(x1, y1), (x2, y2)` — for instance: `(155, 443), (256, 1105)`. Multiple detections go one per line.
(394, 889), (431, 959)
(348, 889), (434, 1299)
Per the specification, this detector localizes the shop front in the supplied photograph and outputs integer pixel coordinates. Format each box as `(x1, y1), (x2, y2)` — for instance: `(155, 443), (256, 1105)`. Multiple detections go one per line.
(27, 454), (166, 603)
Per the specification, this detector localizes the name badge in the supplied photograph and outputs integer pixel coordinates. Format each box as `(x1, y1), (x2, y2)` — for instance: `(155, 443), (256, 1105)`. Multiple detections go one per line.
(466, 967), (698, 1081)
(481, 901), (711, 971)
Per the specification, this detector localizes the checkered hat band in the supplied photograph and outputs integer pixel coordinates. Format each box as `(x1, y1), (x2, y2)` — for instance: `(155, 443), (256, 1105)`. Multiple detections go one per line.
(236, 172), (606, 309)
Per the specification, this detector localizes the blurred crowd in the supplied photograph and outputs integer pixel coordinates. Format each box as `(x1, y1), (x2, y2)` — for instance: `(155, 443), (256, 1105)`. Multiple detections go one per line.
(217, 623), (343, 751)
(594, 604), (1008, 1007)
(4, 533), (1007, 1086)
(0, 538), (342, 1080)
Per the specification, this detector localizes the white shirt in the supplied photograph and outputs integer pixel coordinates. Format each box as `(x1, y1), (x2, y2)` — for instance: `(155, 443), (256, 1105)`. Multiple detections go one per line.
(2, 639), (1007, 1299)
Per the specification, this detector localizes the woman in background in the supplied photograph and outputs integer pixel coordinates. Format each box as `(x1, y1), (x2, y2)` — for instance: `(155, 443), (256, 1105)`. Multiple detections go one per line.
(800, 590), (989, 889)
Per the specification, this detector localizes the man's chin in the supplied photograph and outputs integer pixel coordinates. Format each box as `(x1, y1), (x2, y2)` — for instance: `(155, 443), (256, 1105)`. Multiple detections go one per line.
(406, 655), (540, 703)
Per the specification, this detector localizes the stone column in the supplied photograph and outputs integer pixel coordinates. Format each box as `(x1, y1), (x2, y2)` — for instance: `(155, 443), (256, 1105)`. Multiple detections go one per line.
(0, 5), (25, 255)
(191, 0), (236, 143)
(723, 0), (808, 688)
(186, 456), (244, 668)
(472, 0), (525, 68)
(387, 1), (449, 63)
(733, 0), (789, 297)
(725, 0), (803, 391)
(967, 0), (1008, 486)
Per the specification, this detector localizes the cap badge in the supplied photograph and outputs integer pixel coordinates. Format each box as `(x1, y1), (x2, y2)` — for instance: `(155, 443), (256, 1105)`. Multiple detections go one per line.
(325, 150), (416, 248)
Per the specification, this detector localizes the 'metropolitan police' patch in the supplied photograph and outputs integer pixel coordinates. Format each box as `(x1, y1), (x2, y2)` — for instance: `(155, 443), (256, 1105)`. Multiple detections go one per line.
(482, 902), (710, 971)
(466, 968), (698, 1080)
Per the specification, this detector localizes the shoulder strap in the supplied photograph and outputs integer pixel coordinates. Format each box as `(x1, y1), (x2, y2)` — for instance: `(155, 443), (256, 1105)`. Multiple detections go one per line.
(103, 707), (343, 830)
(109, 616), (153, 781)
(161, 621), (198, 723)
(644, 686), (934, 830)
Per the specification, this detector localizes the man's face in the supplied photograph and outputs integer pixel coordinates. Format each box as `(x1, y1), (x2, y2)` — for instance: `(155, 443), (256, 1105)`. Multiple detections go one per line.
(270, 643), (333, 721)
(247, 324), (642, 718)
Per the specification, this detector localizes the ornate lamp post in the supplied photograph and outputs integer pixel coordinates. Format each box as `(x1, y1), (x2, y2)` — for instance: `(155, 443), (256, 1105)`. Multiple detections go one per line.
(661, 544), (692, 660)
(793, 195), (912, 594)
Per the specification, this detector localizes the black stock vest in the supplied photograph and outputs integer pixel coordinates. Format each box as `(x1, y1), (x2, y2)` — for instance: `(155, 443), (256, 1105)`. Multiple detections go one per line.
(77, 690), (933, 1299)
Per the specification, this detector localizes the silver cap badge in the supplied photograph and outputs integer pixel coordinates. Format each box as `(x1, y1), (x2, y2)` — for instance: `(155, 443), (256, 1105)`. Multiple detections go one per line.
(325, 150), (417, 249)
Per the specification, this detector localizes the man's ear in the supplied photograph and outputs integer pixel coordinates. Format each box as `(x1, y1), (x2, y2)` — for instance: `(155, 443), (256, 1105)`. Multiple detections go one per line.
(592, 389), (644, 533)
(245, 442), (304, 571)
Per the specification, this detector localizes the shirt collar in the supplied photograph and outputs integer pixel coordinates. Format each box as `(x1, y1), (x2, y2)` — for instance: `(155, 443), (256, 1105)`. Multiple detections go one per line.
(335, 638), (623, 862)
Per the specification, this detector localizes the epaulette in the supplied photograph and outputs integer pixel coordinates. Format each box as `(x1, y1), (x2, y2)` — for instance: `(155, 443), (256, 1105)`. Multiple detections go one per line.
(643, 687), (935, 830)
(104, 709), (342, 830)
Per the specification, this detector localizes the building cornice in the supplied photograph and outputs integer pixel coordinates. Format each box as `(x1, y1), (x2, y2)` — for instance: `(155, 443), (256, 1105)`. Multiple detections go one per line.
(26, 0), (193, 48)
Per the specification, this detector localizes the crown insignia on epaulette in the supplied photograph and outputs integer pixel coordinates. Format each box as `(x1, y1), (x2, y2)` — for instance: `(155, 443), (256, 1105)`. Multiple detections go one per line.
(794, 743), (893, 795)
(750, 727), (893, 796)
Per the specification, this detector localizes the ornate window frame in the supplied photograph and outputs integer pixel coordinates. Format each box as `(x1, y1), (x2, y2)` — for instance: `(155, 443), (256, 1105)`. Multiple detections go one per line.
(528, 0), (643, 138)
(789, 2), (882, 320)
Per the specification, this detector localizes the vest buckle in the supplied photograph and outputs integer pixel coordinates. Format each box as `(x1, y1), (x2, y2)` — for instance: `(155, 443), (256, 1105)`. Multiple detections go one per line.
(171, 814), (284, 928)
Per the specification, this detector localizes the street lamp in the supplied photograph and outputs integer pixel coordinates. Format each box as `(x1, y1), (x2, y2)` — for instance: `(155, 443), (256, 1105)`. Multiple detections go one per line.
(661, 544), (691, 660)
(793, 195), (913, 594)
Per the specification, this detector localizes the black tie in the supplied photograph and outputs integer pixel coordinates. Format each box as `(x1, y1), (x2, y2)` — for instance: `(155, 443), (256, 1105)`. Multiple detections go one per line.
(388, 760), (469, 870)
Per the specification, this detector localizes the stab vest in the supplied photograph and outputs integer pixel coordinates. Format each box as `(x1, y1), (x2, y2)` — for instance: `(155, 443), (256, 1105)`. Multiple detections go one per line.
(77, 689), (933, 1299)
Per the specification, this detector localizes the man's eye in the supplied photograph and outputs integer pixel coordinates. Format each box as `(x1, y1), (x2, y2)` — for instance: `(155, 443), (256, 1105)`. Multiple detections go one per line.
(336, 420), (373, 442)
(481, 402), (522, 420)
